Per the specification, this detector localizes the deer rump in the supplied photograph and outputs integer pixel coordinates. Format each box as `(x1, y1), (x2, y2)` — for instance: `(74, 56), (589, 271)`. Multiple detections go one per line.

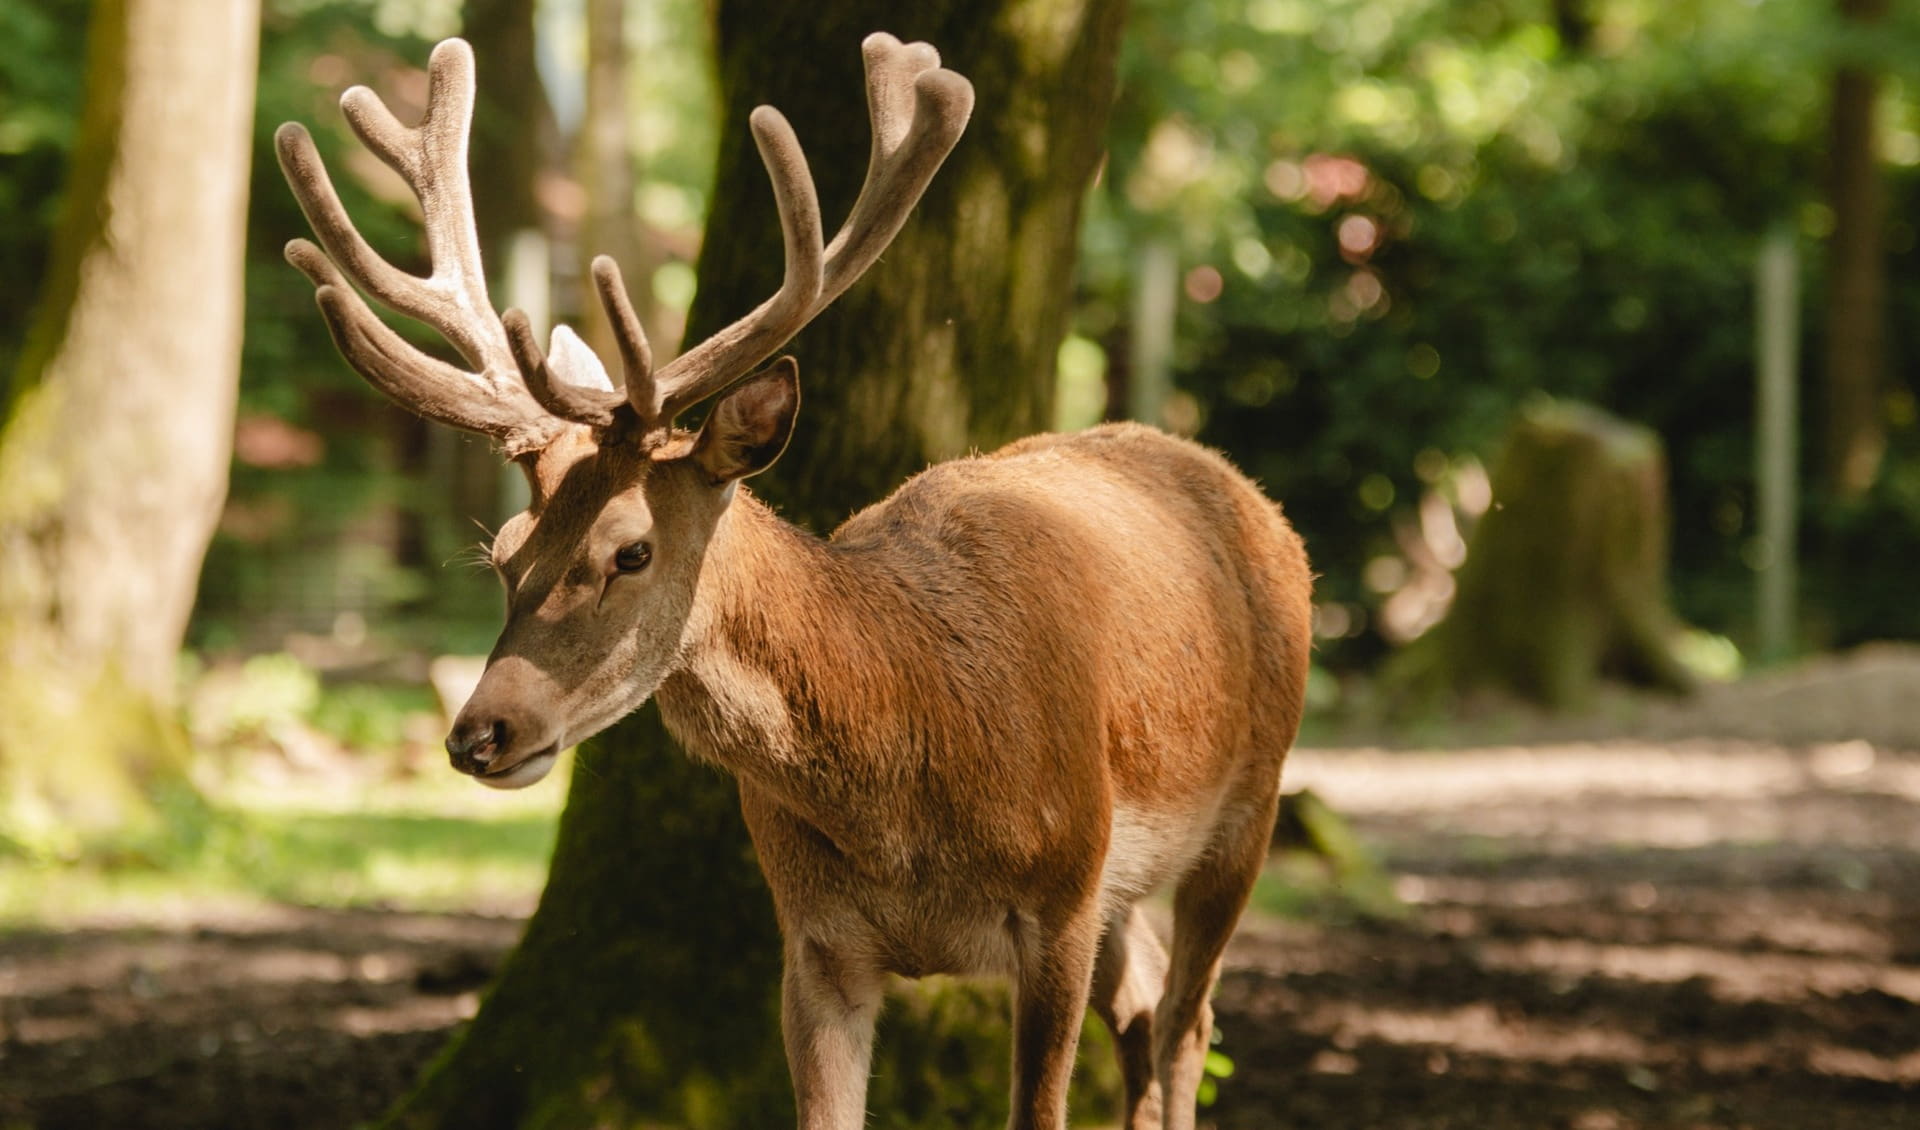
(657, 421), (1312, 981)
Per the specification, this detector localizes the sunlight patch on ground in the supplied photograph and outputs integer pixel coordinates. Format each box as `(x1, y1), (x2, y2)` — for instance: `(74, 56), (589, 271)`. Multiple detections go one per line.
(1474, 938), (1920, 1004)
(0, 751), (572, 927)
(1286, 740), (1920, 852)
(1279, 995), (1920, 1085)
(333, 992), (479, 1037)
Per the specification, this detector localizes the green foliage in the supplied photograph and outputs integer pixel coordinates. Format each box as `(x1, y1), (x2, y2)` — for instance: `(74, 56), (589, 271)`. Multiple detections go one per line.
(0, 0), (88, 394)
(1084, 0), (1920, 666)
(1258, 788), (1403, 921)
(1198, 1041), (1235, 1107)
(186, 651), (440, 754)
(309, 681), (439, 750)
(0, 774), (564, 922)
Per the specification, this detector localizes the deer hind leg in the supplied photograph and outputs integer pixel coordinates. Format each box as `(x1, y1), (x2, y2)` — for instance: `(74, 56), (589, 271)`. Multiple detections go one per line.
(1007, 900), (1104, 1130)
(783, 936), (886, 1130)
(1154, 797), (1279, 1130)
(1091, 904), (1170, 1130)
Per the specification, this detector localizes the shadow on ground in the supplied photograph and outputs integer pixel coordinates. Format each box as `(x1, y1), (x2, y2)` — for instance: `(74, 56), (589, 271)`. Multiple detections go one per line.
(0, 909), (514, 1130)
(1209, 738), (1920, 1130)
(6, 666), (1920, 1127)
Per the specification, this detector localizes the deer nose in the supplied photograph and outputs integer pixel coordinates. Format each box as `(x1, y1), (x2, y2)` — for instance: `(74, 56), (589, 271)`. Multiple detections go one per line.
(445, 718), (508, 773)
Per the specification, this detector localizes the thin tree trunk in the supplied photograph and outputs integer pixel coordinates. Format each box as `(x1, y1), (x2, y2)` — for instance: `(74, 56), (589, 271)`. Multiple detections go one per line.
(382, 1), (1126, 1126)
(463, 0), (555, 259)
(1822, 0), (1888, 500)
(0, 0), (258, 849)
(578, 0), (656, 367)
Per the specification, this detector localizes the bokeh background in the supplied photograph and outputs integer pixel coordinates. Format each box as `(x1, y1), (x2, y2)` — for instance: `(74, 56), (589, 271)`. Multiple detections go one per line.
(2, 0), (1918, 1127)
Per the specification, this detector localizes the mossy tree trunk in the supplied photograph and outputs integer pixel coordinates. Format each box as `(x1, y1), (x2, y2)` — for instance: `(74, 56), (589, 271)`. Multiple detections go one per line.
(381, 2), (1126, 1127)
(0, 0), (258, 854)
(1387, 400), (1697, 710)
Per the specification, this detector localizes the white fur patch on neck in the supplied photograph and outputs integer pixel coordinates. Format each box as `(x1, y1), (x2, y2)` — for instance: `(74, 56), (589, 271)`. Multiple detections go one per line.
(680, 640), (796, 764)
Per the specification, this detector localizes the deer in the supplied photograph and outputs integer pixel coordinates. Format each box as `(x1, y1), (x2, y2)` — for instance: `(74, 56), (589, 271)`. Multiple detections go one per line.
(276, 33), (1312, 1130)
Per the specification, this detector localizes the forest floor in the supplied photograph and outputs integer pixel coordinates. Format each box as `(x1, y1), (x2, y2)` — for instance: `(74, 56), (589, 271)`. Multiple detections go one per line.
(5, 648), (1920, 1129)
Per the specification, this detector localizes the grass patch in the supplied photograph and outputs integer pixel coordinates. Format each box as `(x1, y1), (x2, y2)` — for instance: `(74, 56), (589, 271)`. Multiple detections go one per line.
(0, 753), (569, 925)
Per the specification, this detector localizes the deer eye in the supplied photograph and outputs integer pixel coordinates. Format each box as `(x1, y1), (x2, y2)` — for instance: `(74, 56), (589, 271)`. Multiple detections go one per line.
(614, 541), (653, 574)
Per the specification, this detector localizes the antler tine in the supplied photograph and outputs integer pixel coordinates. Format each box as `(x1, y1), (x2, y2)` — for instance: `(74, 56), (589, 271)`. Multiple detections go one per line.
(590, 256), (657, 416)
(650, 107), (827, 423)
(337, 80), (418, 182)
(646, 35), (972, 428)
(277, 122), (440, 341)
(860, 33), (938, 158)
(820, 36), (974, 300)
(503, 311), (627, 428)
(285, 239), (558, 445)
(279, 37), (586, 449)
(497, 252), (657, 430)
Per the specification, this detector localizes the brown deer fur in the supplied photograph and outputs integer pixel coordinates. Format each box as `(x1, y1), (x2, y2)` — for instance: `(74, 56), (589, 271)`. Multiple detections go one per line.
(491, 402), (1313, 1130)
(278, 34), (1313, 1130)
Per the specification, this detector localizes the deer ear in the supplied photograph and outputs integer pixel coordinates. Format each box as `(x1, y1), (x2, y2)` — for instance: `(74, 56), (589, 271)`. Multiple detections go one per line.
(690, 356), (800, 484)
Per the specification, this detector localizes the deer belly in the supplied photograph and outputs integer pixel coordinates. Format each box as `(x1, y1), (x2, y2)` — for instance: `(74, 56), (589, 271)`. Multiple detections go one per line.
(1097, 804), (1215, 916)
(845, 892), (1024, 979)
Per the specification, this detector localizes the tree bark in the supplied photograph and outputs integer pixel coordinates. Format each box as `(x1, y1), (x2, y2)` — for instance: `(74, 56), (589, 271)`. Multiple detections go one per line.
(1822, 0), (1889, 500)
(1386, 401), (1697, 710)
(0, 0), (258, 851)
(382, 1), (1126, 1126)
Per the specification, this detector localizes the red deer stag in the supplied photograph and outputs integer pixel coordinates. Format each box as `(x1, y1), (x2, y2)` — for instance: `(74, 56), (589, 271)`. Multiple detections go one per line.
(277, 34), (1311, 1130)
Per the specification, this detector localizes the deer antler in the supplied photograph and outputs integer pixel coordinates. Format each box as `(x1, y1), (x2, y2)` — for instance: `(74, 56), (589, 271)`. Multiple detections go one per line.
(281, 34), (972, 450)
(276, 39), (598, 453)
(506, 31), (974, 433)
(644, 33), (974, 427)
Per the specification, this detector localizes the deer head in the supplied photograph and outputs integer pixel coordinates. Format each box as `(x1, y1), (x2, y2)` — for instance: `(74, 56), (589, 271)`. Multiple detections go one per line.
(278, 36), (972, 788)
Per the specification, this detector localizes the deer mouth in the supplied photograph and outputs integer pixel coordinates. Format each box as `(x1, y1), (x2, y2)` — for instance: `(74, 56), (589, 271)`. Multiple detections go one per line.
(475, 743), (560, 790)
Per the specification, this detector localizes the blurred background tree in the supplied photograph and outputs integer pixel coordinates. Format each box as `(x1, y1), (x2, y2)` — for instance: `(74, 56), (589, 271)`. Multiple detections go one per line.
(0, 0), (1905, 726)
(0, 0), (259, 854)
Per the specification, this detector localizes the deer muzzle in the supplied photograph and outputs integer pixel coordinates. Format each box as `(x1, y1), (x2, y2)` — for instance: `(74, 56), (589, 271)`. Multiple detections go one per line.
(446, 657), (565, 789)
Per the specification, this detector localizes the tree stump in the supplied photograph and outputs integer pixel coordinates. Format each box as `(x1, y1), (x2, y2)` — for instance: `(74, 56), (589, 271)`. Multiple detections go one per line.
(1388, 400), (1697, 709)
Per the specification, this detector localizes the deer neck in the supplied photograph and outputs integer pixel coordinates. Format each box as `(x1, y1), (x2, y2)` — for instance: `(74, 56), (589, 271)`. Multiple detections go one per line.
(655, 490), (906, 820)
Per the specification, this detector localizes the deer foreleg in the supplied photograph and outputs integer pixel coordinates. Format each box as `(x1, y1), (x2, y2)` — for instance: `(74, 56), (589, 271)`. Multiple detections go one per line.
(782, 937), (884, 1130)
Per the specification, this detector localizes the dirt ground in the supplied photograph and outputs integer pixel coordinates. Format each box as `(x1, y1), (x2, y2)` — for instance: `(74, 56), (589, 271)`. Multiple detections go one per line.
(1212, 737), (1920, 1130)
(6, 652), (1920, 1129)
